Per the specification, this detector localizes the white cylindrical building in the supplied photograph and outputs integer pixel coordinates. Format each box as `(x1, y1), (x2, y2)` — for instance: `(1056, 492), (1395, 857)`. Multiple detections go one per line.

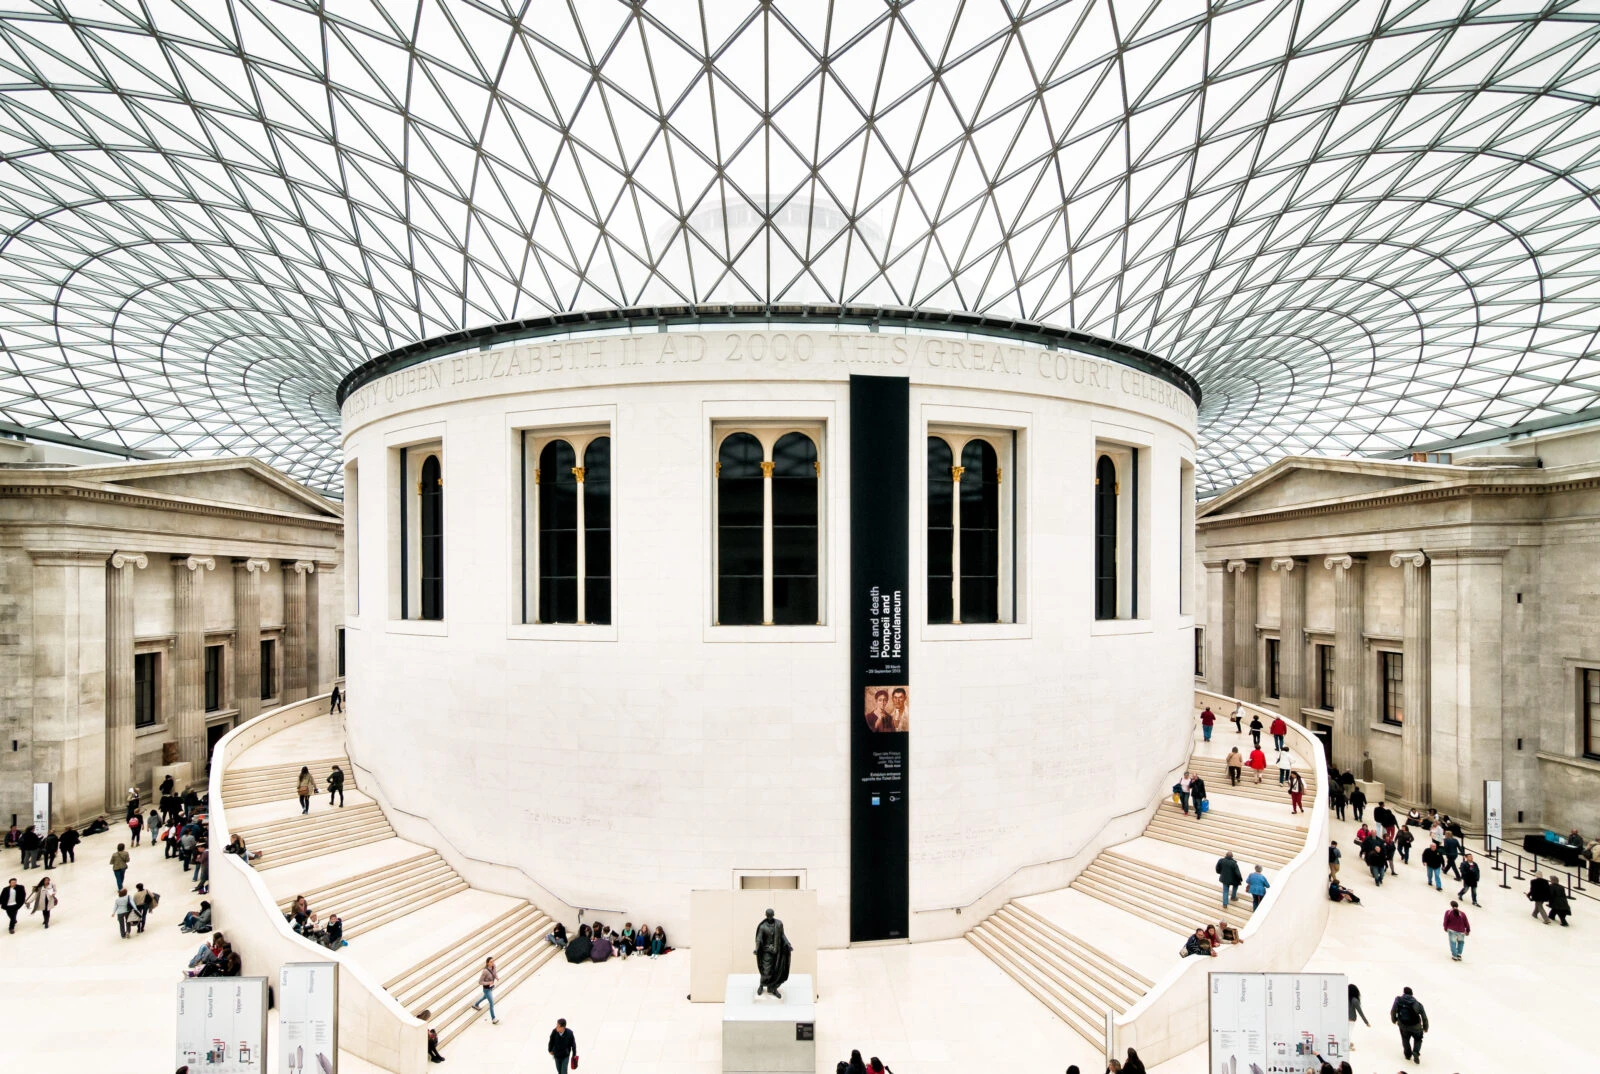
(338, 307), (1199, 946)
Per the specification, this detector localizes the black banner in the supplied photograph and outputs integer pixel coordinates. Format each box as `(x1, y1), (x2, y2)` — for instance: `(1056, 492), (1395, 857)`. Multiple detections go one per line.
(849, 374), (910, 942)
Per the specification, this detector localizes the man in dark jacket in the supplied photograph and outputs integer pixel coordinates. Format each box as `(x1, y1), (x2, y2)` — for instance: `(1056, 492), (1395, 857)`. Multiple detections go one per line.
(1363, 841), (1387, 886)
(1545, 876), (1572, 926)
(18, 828), (39, 870)
(1189, 776), (1208, 822)
(2, 878), (25, 932)
(1457, 854), (1481, 906)
(548, 1017), (577, 1073)
(58, 826), (79, 863)
(1440, 833), (1462, 879)
(1216, 852), (1243, 908)
(1390, 986), (1429, 1062)
(1349, 785), (1367, 821)
(1528, 874), (1551, 921)
(41, 830), (58, 869)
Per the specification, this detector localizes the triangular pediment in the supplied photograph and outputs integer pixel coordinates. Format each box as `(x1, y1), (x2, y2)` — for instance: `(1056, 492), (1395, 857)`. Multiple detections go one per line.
(1200, 457), (1444, 518)
(77, 457), (340, 518)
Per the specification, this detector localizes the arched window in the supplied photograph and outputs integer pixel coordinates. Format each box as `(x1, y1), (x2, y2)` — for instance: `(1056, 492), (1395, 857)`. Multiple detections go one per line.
(771, 432), (818, 625)
(1094, 454), (1117, 619)
(716, 432), (764, 625)
(419, 453), (444, 620)
(959, 439), (999, 624)
(583, 437), (612, 624)
(538, 440), (578, 623)
(926, 437), (954, 624)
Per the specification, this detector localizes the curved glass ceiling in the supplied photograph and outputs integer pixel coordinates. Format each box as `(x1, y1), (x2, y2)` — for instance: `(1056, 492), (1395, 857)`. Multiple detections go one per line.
(2, 1), (1599, 494)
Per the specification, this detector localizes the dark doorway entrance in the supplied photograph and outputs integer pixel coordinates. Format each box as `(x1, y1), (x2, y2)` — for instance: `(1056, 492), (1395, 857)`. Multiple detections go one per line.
(205, 721), (232, 775)
(1311, 723), (1333, 765)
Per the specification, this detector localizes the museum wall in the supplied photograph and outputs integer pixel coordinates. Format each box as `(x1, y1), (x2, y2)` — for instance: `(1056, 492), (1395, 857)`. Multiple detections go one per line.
(342, 327), (1197, 945)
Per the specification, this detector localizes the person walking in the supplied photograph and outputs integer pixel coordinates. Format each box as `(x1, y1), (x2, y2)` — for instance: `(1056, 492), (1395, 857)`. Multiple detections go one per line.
(1396, 825), (1414, 866)
(19, 827), (39, 869)
(109, 843), (129, 891)
(41, 829), (58, 869)
(114, 887), (134, 938)
(1269, 715), (1287, 751)
(1349, 785), (1366, 822)
(548, 1017), (577, 1073)
(57, 825), (77, 864)
(1248, 714), (1263, 748)
(1216, 852), (1243, 909)
(1225, 747), (1243, 786)
(26, 875), (56, 928)
(1177, 773), (1193, 815)
(1442, 900), (1470, 961)
(1287, 769), (1305, 814)
(1247, 746), (1267, 784)
(1362, 839), (1387, 886)
(2, 877), (24, 933)
(146, 809), (162, 850)
(1246, 865), (1270, 909)
(1527, 874), (1551, 922)
(1347, 981), (1370, 1027)
(1273, 749), (1293, 785)
(1231, 703), (1245, 734)
(1190, 775), (1208, 821)
(1421, 842), (1443, 891)
(328, 765), (346, 808)
(297, 766), (316, 815)
(1328, 841), (1341, 881)
(471, 956), (500, 1024)
(329, 684), (344, 713)
(1329, 779), (1346, 821)
(124, 786), (140, 822)
(1545, 876), (1572, 926)
(127, 810), (143, 847)
(1457, 853), (1480, 906)
(132, 883), (158, 933)
(1389, 986), (1429, 1063)
(1199, 706), (1215, 742)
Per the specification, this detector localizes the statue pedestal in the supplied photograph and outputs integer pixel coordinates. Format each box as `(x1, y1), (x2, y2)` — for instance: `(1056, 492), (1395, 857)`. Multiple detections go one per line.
(1355, 779), (1385, 806)
(722, 973), (815, 1074)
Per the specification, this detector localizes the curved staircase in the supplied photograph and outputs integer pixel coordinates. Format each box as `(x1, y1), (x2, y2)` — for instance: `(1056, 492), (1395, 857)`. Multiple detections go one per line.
(964, 718), (1315, 1048)
(222, 729), (561, 1047)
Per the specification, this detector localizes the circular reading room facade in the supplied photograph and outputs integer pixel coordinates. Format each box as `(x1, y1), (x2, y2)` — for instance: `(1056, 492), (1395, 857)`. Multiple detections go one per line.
(337, 306), (1200, 947)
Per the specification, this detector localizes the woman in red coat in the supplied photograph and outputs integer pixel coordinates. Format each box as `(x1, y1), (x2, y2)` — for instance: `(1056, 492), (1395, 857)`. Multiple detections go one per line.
(1269, 715), (1288, 750)
(1247, 747), (1268, 784)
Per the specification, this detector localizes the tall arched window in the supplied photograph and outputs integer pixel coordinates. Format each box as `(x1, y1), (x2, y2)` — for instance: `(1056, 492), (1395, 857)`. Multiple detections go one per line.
(583, 437), (612, 624)
(538, 440), (578, 623)
(959, 439), (1000, 623)
(1094, 454), (1117, 619)
(419, 453), (444, 620)
(771, 432), (819, 625)
(716, 432), (764, 625)
(926, 437), (954, 624)
(927, 430), (1010, 624)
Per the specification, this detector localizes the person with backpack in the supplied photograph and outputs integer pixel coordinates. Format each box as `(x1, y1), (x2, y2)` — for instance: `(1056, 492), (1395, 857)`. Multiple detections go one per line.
(297, 766), (317, 815)
(131, 883), (159, 932)
(328, 765), (346, 808)
(1389, 986), (1429, 1062)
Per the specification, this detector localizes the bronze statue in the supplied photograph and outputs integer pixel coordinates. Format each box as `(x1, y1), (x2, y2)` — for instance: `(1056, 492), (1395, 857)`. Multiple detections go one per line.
(753, 908), (792, 998)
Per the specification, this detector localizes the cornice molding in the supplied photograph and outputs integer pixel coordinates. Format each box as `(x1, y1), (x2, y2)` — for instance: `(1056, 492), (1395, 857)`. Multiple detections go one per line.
(0, 481), (342, 530)
(1198, 474), (1600, 529)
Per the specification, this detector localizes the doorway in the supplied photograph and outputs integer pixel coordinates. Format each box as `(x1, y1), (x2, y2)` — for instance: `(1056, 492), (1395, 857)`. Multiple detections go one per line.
(1311, 722), (1333, 765)
(205, 721), (232, 776)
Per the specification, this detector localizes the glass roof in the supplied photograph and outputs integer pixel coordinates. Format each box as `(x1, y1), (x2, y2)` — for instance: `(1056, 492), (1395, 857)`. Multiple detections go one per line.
(1, 1), (1598, 494)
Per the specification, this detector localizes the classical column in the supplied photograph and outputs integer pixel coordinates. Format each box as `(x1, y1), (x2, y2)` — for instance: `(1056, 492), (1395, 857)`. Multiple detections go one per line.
(171, 555), (214, 775)
(1427, 548), (1506, 823)
(1271, 557), (1306, 723)
(283, 561), (315, 703)
(1325, 555), (1367, 774)
(1227, 559), (1259, 701)
(233, 558), (271, 723)
(105, 550), (147, 811)
(1392, 551), (1432, 805)
(1204, 560), (1234, 694)
(29, 550), (108, 824)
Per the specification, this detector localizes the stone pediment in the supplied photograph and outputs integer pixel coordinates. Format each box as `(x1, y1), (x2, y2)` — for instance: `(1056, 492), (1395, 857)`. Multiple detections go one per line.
(79, 458), (339, 518)
(1200, 458), (1440, 518)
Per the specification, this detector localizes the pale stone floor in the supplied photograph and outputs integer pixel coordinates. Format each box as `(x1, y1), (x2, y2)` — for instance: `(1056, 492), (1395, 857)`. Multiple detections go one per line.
(4, 766), (1590, 1072)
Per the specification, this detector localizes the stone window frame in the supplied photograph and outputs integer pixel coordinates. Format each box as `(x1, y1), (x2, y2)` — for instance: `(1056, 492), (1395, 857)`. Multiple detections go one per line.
(1262, 635), (1281, 699)
(1089, 426), (1152, 631)
(518, 423), (614, 627)
(1316, 641), (1336, 712)
(1582, 666), (1600, 761)
(384, 423), (447, 633)
(132, 644), (164, 732)
(258, 629), (283, 705)
(925, 423), (1018, 627)
(1194, 626), (1205, 679)
(1379, 648), (1404, 726)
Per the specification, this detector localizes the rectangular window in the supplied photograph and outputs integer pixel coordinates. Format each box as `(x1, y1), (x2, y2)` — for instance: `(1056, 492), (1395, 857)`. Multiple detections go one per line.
(1194, 627), (1205, 677)
(1318, 644), (1335, 710)
(1265, 638), (1281, 698)
(204, 645), (223, 712)
(393, 441), (444, 621)
(1584, 668), (1600, 760)
(134, 652), (158, 728)
(1093, 441), (1143, 620)
(714, 424), (822, 626)
(337, 628), (346, 678)
(1382, 651), (1404, 725)
(520, 428), (612, 625)
(1179, 460), (1195, 614)
(927, 427), (1016, 625)
(345, 461), (358, 616)
(259, 638), (276, 701)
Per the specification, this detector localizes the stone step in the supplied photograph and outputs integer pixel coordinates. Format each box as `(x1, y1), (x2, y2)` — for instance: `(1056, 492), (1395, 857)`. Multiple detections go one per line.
(966, 927), (1104, 1046)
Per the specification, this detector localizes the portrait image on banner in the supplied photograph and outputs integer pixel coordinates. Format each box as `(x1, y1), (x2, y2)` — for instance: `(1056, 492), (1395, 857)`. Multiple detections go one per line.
(863, 686), (909, 733)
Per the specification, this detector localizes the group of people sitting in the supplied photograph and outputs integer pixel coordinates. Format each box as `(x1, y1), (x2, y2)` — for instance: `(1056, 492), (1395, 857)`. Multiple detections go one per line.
(285, 894), (346, 949)
(184, 930), (243, 978)
(836, 1051), (893, 1074)
(548, 920), (669, 962)
(1179, 920), (1244, 958)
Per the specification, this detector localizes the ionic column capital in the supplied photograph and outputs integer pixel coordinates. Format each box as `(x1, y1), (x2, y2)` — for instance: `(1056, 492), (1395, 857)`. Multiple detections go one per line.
(1269, 556), (1303, 572)
(109, 551), (148, 570)
(1323, 554), (1363, 571)
(234, 557), (272, 574)
(1225, 559), (1254, 574)
(291, 560), (316, 575)
(174, 555), (215, 572)
(1390, 550), (1428, 569)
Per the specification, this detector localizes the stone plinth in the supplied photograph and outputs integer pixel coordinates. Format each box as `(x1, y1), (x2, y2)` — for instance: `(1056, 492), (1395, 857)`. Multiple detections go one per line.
(722, 973), (815, 1074)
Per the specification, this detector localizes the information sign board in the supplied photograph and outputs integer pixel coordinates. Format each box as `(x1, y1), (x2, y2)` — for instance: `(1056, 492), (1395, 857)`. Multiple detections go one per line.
(279, 962), (338, 1074)
(176, 977), (268, 1073)
(1209, 972), (1346, 1074)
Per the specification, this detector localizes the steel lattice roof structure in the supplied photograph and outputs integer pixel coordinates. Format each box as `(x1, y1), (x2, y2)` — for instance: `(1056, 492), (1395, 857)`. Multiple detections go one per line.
(2, 1), (1600, 494)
